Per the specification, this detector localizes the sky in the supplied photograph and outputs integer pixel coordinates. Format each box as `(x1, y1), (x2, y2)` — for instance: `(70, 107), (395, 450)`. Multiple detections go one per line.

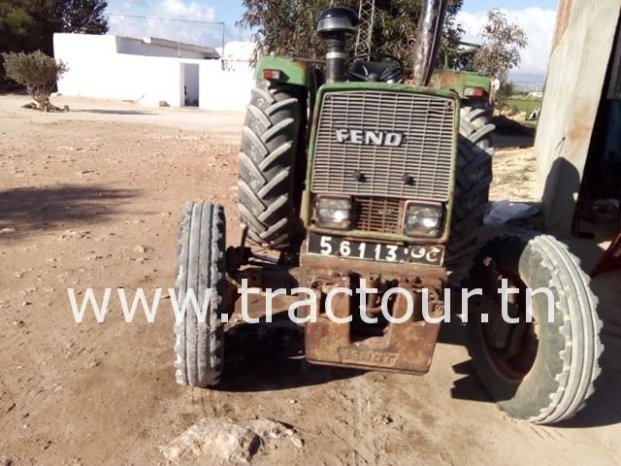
(105, 0), (559, 76)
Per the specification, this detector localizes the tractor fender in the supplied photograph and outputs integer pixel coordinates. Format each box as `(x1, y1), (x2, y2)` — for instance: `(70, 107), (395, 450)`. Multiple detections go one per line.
(430, 69), (491, 102)
(254, 56), (314, 88)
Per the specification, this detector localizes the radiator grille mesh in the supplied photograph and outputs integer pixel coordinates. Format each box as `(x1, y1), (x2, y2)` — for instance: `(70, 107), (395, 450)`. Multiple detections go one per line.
(354, 197), (402, 234)
(311, 90), (456, 201)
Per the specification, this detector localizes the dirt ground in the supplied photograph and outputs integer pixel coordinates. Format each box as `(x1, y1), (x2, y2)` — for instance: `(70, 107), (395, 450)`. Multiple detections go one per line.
(1, 95), (620, 465)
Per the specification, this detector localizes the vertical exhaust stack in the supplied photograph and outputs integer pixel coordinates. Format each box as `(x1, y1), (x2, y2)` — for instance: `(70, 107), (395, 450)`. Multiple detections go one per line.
(317, 8), (359, 83)
(411, 0), (448, 86)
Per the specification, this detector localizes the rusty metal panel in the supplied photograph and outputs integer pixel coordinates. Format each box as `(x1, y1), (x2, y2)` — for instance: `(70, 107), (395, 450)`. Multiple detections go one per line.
(535, 0), (621, 235)
(303, 273), (444, 374)
(299, 252), (448, 282)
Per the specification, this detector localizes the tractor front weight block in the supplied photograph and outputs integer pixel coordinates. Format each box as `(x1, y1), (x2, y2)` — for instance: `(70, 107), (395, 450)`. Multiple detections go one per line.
(301, 263), (445, 374)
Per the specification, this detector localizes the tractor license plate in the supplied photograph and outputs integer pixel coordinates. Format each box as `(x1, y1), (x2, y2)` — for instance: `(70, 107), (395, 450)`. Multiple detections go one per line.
(308, 234), (444, 266)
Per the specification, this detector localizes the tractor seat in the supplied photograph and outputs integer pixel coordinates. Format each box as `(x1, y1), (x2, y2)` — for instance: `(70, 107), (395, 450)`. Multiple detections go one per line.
(350, 60), (402, 82)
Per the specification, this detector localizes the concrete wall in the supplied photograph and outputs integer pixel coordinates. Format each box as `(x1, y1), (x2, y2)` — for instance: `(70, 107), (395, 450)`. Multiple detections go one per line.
(54, 33), (255, 111)
(535, 0), (621, 235)
(55, 34), (186, 106)
(199, 60), (254, 111)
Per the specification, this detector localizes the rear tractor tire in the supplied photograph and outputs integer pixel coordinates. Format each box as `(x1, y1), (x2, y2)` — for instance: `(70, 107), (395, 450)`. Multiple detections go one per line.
(466, 234), (603, 424)
(238, 82), (304, 250)
(446, 105), (495, 283)
(174, 202), (226, 388)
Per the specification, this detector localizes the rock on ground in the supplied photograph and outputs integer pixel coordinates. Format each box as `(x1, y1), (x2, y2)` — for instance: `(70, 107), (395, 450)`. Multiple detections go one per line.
(160, 418), (303, 464)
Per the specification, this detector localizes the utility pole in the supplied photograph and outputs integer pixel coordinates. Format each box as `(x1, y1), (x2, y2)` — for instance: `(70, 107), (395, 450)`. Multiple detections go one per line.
(355, 0), (375, 59)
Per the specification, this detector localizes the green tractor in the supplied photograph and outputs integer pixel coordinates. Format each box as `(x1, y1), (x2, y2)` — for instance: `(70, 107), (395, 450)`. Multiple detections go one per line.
(173, 1), (602, 425)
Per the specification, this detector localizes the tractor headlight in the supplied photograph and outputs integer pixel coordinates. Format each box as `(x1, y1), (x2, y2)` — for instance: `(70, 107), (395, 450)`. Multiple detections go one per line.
(314, 196), (352, 230)
(404, 202), (443, 238)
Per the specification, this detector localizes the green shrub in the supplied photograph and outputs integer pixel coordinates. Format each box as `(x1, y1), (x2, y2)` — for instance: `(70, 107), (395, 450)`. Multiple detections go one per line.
(1, 50), (68, 110)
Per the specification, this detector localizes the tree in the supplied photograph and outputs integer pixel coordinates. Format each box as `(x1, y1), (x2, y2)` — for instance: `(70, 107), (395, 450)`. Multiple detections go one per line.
(2, 50), (68, 110)
(0, 1), (36, 54)
(0, 0), (107, 57)
(473, 9), (527, 84)
(60, 0), (108, 34)
(1, 0), (106, 83)
(238, 0), (465, 68)
(444, 44), (477, 71)
(494, 80), (515, 111)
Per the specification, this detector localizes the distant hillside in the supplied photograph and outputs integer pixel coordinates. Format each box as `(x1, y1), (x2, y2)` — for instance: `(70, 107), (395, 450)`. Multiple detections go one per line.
(510, 72), (546, 92)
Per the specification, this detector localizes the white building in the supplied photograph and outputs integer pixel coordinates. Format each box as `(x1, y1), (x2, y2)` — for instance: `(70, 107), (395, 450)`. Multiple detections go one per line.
(53, 33), (256, 111)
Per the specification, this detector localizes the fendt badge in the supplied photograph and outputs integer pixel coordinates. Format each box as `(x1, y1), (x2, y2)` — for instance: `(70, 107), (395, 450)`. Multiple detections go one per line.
(335, 129), (405, 147)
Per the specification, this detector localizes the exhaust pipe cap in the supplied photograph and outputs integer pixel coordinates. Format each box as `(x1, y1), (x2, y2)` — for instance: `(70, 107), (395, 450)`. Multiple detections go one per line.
(317, 7), (358, 38)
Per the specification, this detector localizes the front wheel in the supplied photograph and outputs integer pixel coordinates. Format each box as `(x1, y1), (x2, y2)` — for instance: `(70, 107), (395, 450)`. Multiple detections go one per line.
(173, 202), (226, 387)
(466, 234), (603, 424)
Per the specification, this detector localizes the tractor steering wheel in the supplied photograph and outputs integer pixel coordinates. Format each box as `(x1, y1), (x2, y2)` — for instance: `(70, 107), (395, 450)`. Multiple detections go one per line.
(346, 54), (405, 82)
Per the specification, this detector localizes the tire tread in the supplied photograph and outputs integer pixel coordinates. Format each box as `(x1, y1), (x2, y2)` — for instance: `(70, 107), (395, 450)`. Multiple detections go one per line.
(174, 202), (225, 387)
(446, 106), (494, 282)
(238, 82), (302, 250)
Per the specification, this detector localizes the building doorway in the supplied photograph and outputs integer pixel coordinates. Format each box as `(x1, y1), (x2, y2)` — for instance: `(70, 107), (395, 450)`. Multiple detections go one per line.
(182, 63), (199, 107)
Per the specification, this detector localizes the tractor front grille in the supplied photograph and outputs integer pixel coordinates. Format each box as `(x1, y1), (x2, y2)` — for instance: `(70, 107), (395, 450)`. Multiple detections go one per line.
(354, 197), (402, 234)
(311, 90), (456, 202)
